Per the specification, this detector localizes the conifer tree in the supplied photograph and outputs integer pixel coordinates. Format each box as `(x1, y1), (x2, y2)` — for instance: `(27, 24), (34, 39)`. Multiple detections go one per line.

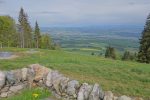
(34, 21), (41, 48)
(138, 13), (150, 63)
(105, 46), (116, 59)
(41, 34), (51, 49)
(18, 7), (32, 48)
(122, 51), (130, 61)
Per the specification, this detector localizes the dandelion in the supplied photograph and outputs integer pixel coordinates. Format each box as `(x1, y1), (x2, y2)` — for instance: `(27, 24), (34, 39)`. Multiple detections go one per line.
(32, 93), (39, 98)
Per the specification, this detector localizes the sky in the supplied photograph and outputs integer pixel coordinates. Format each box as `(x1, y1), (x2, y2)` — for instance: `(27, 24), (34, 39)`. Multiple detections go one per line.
(0, 0), (150, 27)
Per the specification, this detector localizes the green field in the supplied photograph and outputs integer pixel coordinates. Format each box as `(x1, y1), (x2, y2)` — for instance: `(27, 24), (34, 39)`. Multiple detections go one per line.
(0, 48), (150, 99)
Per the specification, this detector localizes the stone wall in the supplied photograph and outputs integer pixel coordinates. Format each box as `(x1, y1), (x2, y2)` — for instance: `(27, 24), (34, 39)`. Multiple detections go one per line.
(0, 64), (143, 100)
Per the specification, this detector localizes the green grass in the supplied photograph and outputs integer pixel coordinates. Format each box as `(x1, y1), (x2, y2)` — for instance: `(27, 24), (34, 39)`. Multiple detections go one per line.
(0, 47), (150, 99)
(3, 87), (51, 100)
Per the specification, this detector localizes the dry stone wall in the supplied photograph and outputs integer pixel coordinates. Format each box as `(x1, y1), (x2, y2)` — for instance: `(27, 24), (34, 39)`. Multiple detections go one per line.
(0, 64), (144, 100)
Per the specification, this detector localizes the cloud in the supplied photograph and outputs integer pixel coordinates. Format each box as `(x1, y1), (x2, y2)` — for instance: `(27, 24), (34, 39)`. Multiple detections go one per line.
(0, 0), (150, 26)
(33, 11), (61, 15)
(0, 0), (4, 4)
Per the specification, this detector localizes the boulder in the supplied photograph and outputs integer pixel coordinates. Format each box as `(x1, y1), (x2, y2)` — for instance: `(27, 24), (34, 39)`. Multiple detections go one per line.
(51, 71), (63, 95)
(67, 80), (80, 98)
(45, 71), (52, 87)
(0, 71), (6, 89)
(29, 64), (51, 81)
(60, 76), (70, 95)
(104, 91), (114, 100)
(117, 95), (132, 100)
(89, 83), (104, 100)
(77, 83), (93, 100)
(9, 84), (25, 93)
(12, 69), (22, 83)
(21, 68), (28, 81)
(27, 66), (35, 87)
(6, 71), (16, 85)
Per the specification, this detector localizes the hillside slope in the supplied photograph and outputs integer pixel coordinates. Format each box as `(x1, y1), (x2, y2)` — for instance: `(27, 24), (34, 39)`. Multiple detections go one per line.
(0, 48), (149, 99)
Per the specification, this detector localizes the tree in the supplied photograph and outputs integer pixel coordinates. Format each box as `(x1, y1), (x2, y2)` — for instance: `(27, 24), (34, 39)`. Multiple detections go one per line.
(105, 46), (116, 59)
(18, 7), (32, 48)
(40, 34), (52, 49)
(138, 13), (150, 63)
(122, 51), (131, 61)
(34, 21), (41, 48)
(0, 16), (17, 48)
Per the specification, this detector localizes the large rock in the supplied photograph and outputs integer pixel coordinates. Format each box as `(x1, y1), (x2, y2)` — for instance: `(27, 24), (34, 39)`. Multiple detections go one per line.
(51, 71), (63, 95)
(67, 80), (80, 98)
(45, 71), (52, 87)
(89, 83), (104, 100)
(104, 91), (114, 100)
(1, 86), (9, 92)
(117, 95), (132, 100)
(12, 69), (22, 83)
(6, 71), (16, 85)
(60, 76), (70, 95)
(77, 83), (93, 100)
(29, 64), (51, 81)
(27, 66), (35, 87)
(0, 71), (6, 89)
(21, 68), (28, 81)
(9, 84), (25, 93)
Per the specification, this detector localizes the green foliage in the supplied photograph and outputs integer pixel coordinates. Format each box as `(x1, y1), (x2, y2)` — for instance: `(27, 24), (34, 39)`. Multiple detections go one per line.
(105, 46), (116, 59)
(122, 51), (137, 61)
(40, 34), (52, 49)
(0, 16), (17, 48)
(138, 13), (150, 63)
(0, 8), (57, 50)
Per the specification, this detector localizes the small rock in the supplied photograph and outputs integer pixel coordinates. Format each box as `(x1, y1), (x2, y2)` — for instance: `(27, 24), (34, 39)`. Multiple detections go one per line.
(21, 68), (28, 81)
(117, 95), (132, 100)
(1, 86), (9, 92)
(0, 92), (8, 98)
(67, 80), (80, 98)
(7, 91), (14, 97)
(132, 97), (143, 100)
(9, 84), (25, 93)
(104, 91), (114, 100)
(0, 71), (6, 89)
(114, 96), (118, 100)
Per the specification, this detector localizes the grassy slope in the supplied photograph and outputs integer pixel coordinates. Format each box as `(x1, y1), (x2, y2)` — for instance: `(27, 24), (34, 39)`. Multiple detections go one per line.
(0, 48), (149, 99)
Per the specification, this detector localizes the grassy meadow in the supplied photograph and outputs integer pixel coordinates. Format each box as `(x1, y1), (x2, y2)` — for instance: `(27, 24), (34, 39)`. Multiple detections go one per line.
(0, 48), (149, 99)
(3, 88), (52, 100)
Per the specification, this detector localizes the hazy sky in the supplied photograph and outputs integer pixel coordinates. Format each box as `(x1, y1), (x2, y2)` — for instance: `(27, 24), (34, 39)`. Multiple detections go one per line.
(0, 0), (150, 27)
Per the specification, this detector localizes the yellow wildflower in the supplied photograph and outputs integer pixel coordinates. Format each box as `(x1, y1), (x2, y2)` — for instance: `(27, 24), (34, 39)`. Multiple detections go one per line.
(32, 93), (39, 98)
